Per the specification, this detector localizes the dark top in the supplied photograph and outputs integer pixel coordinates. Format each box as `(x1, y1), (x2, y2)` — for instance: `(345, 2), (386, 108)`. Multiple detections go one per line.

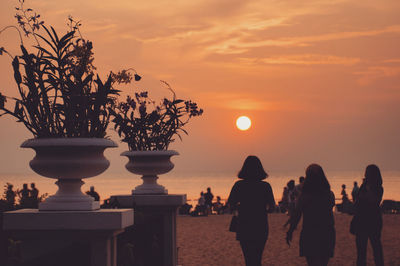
(354, 183), (383, 234)
(288, 191), (336, 257)
(204, 192), (214, 206)
(228, 180), (275, 241)
(30, 188), (39, 199)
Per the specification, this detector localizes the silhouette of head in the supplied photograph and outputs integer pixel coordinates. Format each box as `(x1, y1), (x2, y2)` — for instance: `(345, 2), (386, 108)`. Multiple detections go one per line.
(90, 186), (95, 192)
(299, 176), (305, 184)
(342, 184), (346, 189)
(364, 164), (383, 190)
(7, 184), (13, 189)
(23, 183), (28, 189)
(302, 164), (331, 196)
(354, 181), (358, 186)
(31, 183), (35, 188)
(238, 155), (268, 180)
(287, 180), (295, 190)
(207, 187), (211, 192)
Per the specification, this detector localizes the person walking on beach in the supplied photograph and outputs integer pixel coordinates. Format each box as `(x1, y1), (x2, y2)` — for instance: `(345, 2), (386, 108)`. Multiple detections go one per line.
(294, 176), (305, 205)
(352, 164), (384, 266)
(286, 164), (336, 266)
(228, 155), (275, 266)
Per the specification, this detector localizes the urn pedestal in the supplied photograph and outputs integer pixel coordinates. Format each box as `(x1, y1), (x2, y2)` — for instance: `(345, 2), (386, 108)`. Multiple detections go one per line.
(121, 150), (179, 195)
(21, 138), (117, 211)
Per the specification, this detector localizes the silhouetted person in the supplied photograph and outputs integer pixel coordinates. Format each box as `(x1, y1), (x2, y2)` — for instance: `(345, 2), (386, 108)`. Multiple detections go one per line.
(340, 184), (351, 213)
(228, 155), (275, 266)
(193, 191), (207, 216)
(179, 203), (192, 215)
(19, 183), (30, 208)
(294, 176), (305, 205)
(213, 196), (224, 214)
(286, 164), (335, 266)
(281, 180), (295, 215)
(353, 165), (384, 266)
(352, 181), (360, 203)
(30, 182), (39, 208)
(5, 184), (16, 210)
(204, 187), (214, 214)
(341, 184), (349, 203)
(86, 186), (100, 201)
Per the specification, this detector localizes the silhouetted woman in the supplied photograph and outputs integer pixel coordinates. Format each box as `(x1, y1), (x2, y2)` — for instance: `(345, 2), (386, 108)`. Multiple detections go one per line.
(228, 156), (275, 266)
(286, 164), (335, 266)
(353, 164), (384, 266)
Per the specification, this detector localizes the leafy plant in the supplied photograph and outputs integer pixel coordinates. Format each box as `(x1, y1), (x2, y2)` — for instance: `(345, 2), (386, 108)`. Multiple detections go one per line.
(111, 80), (203, 151)
(0, 1), (119, 138)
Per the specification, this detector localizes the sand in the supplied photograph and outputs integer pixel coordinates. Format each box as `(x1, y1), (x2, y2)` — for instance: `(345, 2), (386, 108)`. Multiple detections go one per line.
(177, 213), (400, 266)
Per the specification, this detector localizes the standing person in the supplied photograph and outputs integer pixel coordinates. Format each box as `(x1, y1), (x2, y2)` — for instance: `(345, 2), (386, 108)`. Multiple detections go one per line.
(19, 183), (30, 208)
(341, 184), (349, 203)
(287, 180), (296, 216)
(286, 164), (336, 266)
(228, 155), (275, 266)
(351, 181), (360, 203)
(204, 187), (214, 215)
(353, 165), (384, 266)
(341, 184), (351, 213)
(294, 176), (305, 204)
(5, 184), (16, 210)
(30, 183), (39, 208)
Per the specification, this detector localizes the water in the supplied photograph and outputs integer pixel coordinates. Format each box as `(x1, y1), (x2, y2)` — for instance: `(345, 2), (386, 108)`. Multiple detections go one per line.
(1, 171), (399, 205)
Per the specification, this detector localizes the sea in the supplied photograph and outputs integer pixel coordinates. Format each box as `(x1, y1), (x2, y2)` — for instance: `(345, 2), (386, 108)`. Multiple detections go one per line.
(1, 171), (399, 206)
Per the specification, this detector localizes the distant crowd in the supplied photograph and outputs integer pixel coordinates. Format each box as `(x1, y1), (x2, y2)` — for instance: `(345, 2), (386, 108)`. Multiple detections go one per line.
(0, 183), (41, 210)
(0, 183), (101, 212)
(179, 177), (400, 217)
(179, 187), (229, 216)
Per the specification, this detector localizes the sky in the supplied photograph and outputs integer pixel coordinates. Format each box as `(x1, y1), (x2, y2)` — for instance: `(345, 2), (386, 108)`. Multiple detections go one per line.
(0, 0), (399, 175)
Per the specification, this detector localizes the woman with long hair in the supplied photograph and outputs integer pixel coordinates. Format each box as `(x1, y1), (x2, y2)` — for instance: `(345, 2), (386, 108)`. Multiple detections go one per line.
(227, 156), (276, 266)
(353, 164), (384, 266)
(286, 164), (335, 266)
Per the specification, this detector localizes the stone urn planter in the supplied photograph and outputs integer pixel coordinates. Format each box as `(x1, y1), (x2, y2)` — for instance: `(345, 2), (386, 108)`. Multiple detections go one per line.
(21, 138), (117, 211)
(121, 150), (179, 195)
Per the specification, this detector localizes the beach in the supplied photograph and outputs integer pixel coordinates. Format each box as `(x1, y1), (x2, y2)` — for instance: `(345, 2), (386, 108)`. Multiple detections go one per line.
(177, 213), (400, 266)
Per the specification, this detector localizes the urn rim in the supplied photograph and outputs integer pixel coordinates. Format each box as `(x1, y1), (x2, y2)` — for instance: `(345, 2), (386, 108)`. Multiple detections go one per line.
(121, 150), (179, 157)
(21, 137), (118, 148)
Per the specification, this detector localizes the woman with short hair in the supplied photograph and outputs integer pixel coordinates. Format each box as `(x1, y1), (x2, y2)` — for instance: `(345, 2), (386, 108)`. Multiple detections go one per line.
(286, 164), (336, 266)
(227, 155), (276, 266)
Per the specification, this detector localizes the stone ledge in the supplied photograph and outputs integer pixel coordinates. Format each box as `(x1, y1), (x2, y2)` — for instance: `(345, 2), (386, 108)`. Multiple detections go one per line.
(3, 209), (134, 231)
(111, 194), (186, 207)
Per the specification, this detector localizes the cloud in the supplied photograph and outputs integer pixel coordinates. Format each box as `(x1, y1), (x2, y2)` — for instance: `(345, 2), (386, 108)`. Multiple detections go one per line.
(201, 91), (300, 111)
(237, 54), (361, 66)
(207, 25), (400, 55)
(382, 59), (400, 64)
(355, 66), (400, 85)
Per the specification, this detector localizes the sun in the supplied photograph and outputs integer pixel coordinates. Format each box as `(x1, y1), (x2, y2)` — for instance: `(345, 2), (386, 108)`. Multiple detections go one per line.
(236, 116), (251, 131)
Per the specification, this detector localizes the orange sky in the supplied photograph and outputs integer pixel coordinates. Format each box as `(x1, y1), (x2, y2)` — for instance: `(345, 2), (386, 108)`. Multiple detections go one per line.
(0, 0), (399, 175)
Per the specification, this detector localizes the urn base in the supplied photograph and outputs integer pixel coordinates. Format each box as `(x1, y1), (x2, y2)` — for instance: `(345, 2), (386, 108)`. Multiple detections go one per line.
(132, 183), (168, 195)
(39, 199), (100, 211)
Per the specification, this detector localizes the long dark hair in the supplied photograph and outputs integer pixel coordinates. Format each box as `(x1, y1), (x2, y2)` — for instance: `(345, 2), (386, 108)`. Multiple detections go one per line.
(238, 155), (268, 180)
(364, 164), (383, 192)
(302, 164), (331, 196)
